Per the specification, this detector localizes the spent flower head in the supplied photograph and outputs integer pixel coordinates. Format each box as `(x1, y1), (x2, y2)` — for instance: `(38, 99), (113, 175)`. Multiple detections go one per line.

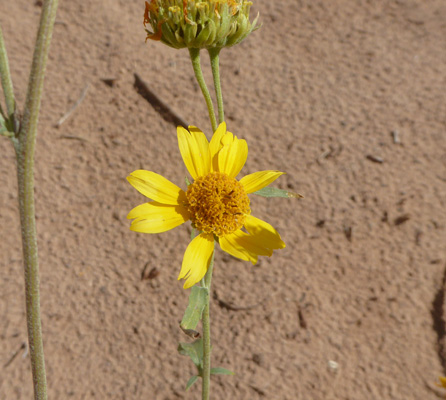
(143, 0), (259, 49)
(127, 123), (285, 289)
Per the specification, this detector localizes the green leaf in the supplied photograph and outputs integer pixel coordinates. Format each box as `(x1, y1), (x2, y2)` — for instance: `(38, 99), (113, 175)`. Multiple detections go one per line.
(178, 339), (204, 370)
(185, 176), (191, 186)
(181, 286), (208, 331)
(0, 111), (7, 133)
(185, 375), (199, 391)
(253, 186), (303, 199)
(210, 367), (235, 376)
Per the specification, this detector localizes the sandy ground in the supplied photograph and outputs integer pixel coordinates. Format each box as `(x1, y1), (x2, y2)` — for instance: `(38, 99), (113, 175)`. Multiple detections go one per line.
(1, 0), (446, 399)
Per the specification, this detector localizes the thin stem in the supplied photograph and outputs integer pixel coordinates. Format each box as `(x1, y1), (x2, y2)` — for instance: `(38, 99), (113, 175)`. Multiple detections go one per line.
(201, 244), (216, 400)
(16, 0), (59, 399)
(208, 48), (224, 124)
(0, 23), (16, 125)
(188, 47), (217, 133)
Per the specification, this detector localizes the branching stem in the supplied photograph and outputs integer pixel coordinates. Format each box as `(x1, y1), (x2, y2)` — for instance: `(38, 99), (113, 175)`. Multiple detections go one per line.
(208, 48), (224, 124)
(189, 48), (218, 133)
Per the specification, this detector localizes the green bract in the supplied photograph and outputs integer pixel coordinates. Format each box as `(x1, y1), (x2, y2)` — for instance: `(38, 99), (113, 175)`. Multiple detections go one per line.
(144, 0), (259, 49)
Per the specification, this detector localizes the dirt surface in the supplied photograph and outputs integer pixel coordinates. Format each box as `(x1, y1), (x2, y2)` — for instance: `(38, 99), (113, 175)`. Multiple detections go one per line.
(1, 1), (446, 399)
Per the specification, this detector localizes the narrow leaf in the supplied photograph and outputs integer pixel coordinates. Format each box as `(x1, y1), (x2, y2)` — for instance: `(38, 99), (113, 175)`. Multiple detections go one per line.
(185, 375), (199, 391)
(185, 176), (191, 186)
(178, 339), (204, 370)
(180, 285), (208, 330)
(253, 186), (303, 199)
(210, 367), (235, 376)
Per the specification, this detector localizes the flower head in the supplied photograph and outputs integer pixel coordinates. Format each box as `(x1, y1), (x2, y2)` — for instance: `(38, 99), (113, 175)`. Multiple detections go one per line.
(437, 377), (446, 389)
(143, 0), (259, 49)
(127, 123), (285, 289)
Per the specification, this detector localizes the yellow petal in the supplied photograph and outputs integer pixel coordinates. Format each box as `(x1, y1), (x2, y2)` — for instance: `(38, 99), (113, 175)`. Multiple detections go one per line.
(244, 215), (286, 251)
(209, 122), (227, 171)
(127, 170), (186, 205)
(219, 230), (260, 264)
(127, 202), (190, 233)
(217, 138), (248, 178)
(239, 170), (285, 194)
(220, 216), (285, 263)
(177, 126), (211, 179)
(178, 233), (215, 289)
(221, 131), (234, 145)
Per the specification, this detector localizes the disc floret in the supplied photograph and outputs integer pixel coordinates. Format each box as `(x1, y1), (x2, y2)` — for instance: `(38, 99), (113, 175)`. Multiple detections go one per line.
(186, 172), (250, 237)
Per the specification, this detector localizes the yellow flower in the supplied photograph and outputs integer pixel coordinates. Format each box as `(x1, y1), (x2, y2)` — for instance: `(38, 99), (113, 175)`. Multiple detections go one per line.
(127, 123), (285, 289)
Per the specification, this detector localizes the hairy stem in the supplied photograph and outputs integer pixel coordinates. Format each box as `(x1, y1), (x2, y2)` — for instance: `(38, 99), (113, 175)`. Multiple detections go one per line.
(201, 246), (215, 400)
(208, 48), (224, 124)
(189, 47), (217, 133)
(16, 0), (59, 399)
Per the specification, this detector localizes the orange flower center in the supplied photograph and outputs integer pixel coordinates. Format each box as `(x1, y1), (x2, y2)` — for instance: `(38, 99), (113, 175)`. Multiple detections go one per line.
(186, 172), (250, 237)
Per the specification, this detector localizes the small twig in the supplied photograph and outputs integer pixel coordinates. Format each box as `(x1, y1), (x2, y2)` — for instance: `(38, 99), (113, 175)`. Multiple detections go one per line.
(343, 225), (353, 242)
(134, 73), (188, 128)
(366, 154), (384, 164)
(391, 130), (401, 144)
(56, 83), (89, 127)
(394, 214), (410, 226)
(297, 304), (307, 329)
(4, 342), (26, 368)
(59, 135), (87, 141)
(213, 291), (264, 311)
(249, 384), (266, 396)
(101, 77), (117, 88)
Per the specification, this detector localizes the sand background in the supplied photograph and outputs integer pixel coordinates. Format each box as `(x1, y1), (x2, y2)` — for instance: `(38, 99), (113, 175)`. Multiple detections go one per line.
(1, 0), (446, 399)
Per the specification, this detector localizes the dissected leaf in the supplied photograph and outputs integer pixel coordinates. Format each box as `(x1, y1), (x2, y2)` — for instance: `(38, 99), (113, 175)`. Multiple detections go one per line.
(180, 285), (208, 330)
(185, 375), (199, 391)
(178, 339), (204, 370)
(253, 186), (303, 199)
(210, 367), (235, 376)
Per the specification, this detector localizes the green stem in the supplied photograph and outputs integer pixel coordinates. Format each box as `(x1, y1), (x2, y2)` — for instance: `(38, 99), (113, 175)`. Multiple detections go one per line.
(16, 1), (59, 399)
(201, 244), (216, 400)
(208, 48), (224, 124)
(0, 23), (16, 128)
(188, 47), (217, 133)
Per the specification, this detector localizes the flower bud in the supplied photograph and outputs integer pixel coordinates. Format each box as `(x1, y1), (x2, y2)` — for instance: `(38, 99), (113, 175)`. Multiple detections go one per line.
(144, 0), (259, 50)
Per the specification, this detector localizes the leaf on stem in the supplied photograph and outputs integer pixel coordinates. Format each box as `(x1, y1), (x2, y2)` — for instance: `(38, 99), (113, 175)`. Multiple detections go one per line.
(253, 186), (303, 199)
(210, 367), (235, 376)
(185, 375), (199, 391)
(178, 339), (204, 371)
(0, 113), (13, 137)
(180, 286), (208, 331)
